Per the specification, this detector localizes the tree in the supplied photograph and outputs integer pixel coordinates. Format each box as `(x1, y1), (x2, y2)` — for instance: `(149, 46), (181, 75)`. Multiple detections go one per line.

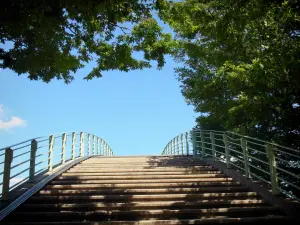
(159, 0), (300, 147)
(0, 0), (176, 83)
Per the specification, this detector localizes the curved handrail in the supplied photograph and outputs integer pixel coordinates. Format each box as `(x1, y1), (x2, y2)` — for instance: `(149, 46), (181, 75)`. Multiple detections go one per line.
(0, 132), (114, 200)
(162, 129), (300, 202)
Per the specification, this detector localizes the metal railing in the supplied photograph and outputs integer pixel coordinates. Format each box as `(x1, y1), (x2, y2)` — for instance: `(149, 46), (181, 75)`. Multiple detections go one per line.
(0, 132), (113, 200)
(162, 129), (300, 202)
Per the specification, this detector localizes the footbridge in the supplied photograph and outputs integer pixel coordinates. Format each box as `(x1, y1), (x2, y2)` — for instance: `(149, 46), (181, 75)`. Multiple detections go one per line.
(0, 130), (299, 224)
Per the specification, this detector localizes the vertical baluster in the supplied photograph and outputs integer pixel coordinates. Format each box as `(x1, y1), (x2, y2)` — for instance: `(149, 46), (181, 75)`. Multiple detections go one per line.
(62, 133), (66, 164)
(176, 136), (179, 155)
(200, 131), (205, 158)
(186, 132), (189, 155)
(97, 138), (100, 155)
(191, 130), (197, 158)
(181, 134), (184, 155)
(87, 134), (91, 156)
(72, 132), (76, 159)
(241, 138), (250, 178)
(80, 132), (84, 157)
(210, 132), (216, 160)
(93, 135), (96, 155)
(173, 138), (176, 155)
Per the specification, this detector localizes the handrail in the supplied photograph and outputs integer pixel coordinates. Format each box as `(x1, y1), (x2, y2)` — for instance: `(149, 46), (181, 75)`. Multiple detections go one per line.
(161, 129), (300, 202)
(0, 132), (114, 200)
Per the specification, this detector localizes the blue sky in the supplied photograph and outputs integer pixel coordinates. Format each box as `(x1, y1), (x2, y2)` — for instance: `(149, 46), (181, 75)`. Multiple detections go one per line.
(0, 55), (197, 155)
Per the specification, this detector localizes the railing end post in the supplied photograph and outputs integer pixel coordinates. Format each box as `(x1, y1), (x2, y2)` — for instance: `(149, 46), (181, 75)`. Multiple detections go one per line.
(223, 134), (231, 169)
(191, 129), (197, 158)
(266, 144), (280, 195)
(2, 148), (13, 200)
(29, 139), (38, 183)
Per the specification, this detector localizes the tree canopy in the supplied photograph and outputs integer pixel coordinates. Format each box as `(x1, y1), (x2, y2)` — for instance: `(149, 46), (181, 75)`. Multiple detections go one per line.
(158, 0), (300, 147)
(0, 0), (176, 83)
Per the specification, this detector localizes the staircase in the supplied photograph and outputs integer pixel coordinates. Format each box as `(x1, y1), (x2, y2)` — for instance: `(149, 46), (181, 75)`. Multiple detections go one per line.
(1, 156), (292, 224)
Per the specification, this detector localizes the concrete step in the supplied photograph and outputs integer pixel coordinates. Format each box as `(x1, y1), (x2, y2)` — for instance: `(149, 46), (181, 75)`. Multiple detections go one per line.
(29, 192), (259, 203)
(10, 207), (282, 222)
(4, 216), (292, 224)
(44, 181), (242, 189)
(18, 199), (268, 211)
(38, 187), (250, 195)
(50, 177), (234, 185)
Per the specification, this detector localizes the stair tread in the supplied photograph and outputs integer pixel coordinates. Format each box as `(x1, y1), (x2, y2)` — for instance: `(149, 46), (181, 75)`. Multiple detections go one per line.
(32, 192), (258, 200)
(5, 216), (292, 224)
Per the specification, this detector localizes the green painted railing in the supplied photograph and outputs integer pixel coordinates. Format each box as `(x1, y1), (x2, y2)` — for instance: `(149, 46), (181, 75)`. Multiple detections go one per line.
(0, 132), (113, 200)
(162, 129), (300, 202)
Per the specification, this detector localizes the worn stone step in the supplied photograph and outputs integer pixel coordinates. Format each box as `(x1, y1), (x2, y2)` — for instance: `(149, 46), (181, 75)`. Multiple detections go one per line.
(29, 192), (258, 203)
(4, 216), (292, 224)
(44, 181), (242, 189)
(19, 199), (267, 211)
(38, 187), (250, 196)
(50, 177), (234, 185)
(10, 207), (281, 222)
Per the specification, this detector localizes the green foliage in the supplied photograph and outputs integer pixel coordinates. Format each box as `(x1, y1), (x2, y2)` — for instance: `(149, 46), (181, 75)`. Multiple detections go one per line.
(160, 0), (300, 147)
(0, 0), (175, 83)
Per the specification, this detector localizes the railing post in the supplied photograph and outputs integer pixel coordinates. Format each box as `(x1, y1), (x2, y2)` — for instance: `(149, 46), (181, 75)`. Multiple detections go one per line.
(223, 134), (231, 168)
(210, 132), (216, 160)
(48, 135), (54, 172)
(80, 132), (84, 157)
(241, 137), (250, 178)
(29, 140), (37, 183)
(186, 132), (189, 155)
(72, 132), (76, 159)
(2, 148), (13, 200)
(266, 144), (280, 195)
(200, 131), (205, 158)
(191, 130), (197, 158)
(87, 134), (91, 156)
(62, 133), (66, 164)
(181, 134), (184, 155)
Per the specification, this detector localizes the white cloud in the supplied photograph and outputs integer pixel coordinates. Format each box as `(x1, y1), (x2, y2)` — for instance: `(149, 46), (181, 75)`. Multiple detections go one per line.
(0, 104), (27, 130)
